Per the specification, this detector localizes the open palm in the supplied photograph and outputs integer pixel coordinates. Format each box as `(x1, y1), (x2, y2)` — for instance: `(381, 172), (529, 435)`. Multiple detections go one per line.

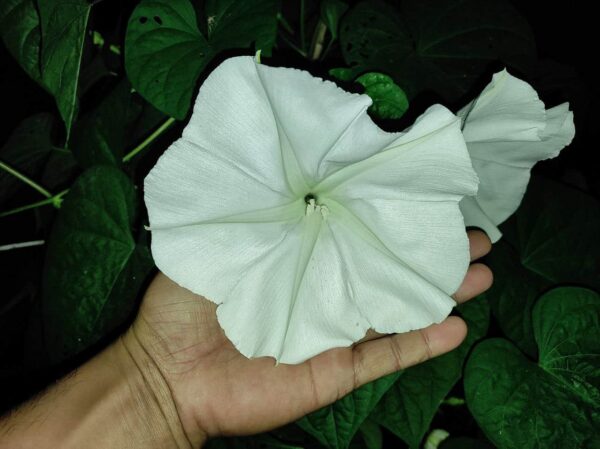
(128, 230), (492, 443)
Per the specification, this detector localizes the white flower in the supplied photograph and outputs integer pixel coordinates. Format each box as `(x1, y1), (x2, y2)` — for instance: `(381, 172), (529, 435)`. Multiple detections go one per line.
(458, 69), (575, 242)
(144, 56), (478, 364)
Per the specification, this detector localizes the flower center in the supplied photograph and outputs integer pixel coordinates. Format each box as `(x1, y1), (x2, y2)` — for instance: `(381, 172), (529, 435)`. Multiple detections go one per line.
(304, 194), (329, 218)
(304, 193), (317, 204)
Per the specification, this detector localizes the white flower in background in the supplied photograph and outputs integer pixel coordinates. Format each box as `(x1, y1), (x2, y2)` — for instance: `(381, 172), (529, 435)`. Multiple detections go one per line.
(458, 69), (575, 242)
(144, 56), (478, 364)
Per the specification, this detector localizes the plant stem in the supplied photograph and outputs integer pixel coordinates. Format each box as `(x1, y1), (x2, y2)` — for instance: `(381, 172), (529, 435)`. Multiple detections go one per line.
(0, 189), (68, 218)
(0, 161), (53, 198)
(300, 0), (306, 52)
(1, 116), (175, 219)
(277, 12), (294, 35)
(280, 33), (308, 57)
(122, 117), (176, 163)
(0, 240), (45, 251)
(442, 396), (465, 406)
(309, 20), (328, 60)
(320, 37), (335, 61)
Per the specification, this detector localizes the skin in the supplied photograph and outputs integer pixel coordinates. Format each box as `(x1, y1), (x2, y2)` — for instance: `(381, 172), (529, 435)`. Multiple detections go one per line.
(0, 230), (492, 449)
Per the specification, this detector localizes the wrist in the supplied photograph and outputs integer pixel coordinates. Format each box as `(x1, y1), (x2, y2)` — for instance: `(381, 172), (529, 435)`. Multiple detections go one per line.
(118, 328), (208, 448)
(0, 334), (206, 449)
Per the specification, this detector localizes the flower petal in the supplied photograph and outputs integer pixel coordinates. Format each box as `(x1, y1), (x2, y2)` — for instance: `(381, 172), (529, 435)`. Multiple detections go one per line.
(326, 210), (458, 334)
(317, 104), (479, 201)
(458, 70), (575, 241)
(145, 139), (300, 229)
(328, 197), (470, 296)
(458, 69), (546, 146)
(217, 218), (370, 364)
(150, 218), (303, 307)
(253, 59), (377, 186)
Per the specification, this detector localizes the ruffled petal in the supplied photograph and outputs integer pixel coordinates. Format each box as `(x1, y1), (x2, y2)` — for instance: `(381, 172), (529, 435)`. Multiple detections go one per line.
(459, 196), (502, 243)
(329, 197), (470, 296)
(458, 69), (546, 146)
(253, 59), (377, 186)
(317, 104), (479, 201)
(325, 211), (458, 334)
(458, 70), (575, 241)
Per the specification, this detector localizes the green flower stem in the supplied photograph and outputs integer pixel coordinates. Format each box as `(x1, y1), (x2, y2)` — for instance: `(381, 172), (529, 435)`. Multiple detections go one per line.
(0, 160), (53, 198)
(0, 189), (69, 218)
(122, 117), (176, 162)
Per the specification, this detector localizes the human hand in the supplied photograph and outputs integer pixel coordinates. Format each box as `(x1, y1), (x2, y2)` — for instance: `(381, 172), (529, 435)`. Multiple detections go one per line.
(123, 229), (493, 446)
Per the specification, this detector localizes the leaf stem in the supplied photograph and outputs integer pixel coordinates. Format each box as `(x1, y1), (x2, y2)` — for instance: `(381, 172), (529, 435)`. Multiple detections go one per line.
(0, 160), (53, 198)
(122, 117), (176, 163)
(442, 396), (465, 406)
(0, 240), (45, 251)
(279, 33), (308, 57)
(277, 12), (294, 35)
(0, 189), (68, 218)
(320, 37), (335, 61)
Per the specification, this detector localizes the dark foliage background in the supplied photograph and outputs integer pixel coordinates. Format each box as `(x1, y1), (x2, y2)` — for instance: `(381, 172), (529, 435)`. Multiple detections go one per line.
(0, 1), (598, 448)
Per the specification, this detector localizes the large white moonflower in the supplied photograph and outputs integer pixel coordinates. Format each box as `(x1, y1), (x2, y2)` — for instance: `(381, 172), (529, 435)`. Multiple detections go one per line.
(458, 69), (575, 242)
(144, 56), (478, 364)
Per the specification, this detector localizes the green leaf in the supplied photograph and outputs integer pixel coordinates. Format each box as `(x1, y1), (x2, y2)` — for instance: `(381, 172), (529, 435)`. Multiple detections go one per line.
(205, 0), (279, 55)
(297, 372), (400, 449)
(42, 166), (154, 362)
(355, 72), (409, 119)
(205, 435), (303, 449)
(329, 67), (355, 82)
(508, 177), (600, 290)
(485, 176), (600, 357)
(356, 418), (382, 449)
(125, 0), (279, 119)
(483, 240), (548, 357)
(0, 0), (42, 83)
(372, 298), (490, 449)
(339, 0), (536, 102)
(0, 113), (55, 204)
(320, 0), (348, 40)
(464, 288), (600, 449)
(37, 0), (91, 139)
(70, 80), (141, 168)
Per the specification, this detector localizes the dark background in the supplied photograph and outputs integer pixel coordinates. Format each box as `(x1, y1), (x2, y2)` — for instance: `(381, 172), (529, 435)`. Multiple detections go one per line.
(0, 0), (597, 441)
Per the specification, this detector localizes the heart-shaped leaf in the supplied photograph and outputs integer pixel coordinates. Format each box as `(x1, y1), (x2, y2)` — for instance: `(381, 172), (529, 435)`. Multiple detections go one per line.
(37, 0), (91, 139)
(297, 372), (400, 449)
(372, 297), (490, 449)
(0, 113), (55, 205)
(125, 0), (279, 119)
(0, 0), (42, 83)
(70, 80), (142, 168)
(320, 0), (349, 40)
(42, 166), (154, 362)
(339, 0), (536, 102)
(0, 0), (90, 139)
(464, 287), (600, 448)
(356, 72), (409, 119)
(485, 176), (600, 357)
